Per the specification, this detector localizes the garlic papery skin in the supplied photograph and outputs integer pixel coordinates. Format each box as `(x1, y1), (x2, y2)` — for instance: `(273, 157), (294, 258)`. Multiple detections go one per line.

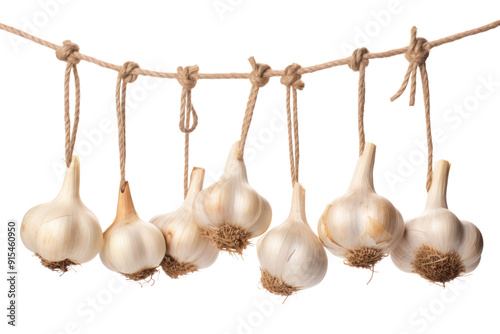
(150, 167), (219, 278)
(391, 160), (483, 284)
(20, 155), (103, 272)
(100, 182), (166, 281)
(194, 141), (272, 255)
(318, 143), (405, 270)
(257, 183), (328, 296)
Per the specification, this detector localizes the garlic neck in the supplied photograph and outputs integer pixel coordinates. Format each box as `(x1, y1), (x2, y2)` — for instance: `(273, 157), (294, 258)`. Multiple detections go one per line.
(288, 182), (307, 222)
(425, 160), (450, 210)
(348, 142), (376, 192)
(114, 182), (138, 223)
(56, 155), (81, 200)
(184, 167), (205, 204)
(222, 141), (248, 181)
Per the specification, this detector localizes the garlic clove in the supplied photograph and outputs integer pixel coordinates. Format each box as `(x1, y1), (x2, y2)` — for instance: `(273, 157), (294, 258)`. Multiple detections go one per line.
(391, 160), (484, 284)
(194, 141), (272, 254)
(100, 182), (166, 281)
(20, 155), (103, 272)
(257, 183), (328, 296)
(457, 221), (483, 272)
(318, 143), (405, 270)
(151, 167), (219, 278)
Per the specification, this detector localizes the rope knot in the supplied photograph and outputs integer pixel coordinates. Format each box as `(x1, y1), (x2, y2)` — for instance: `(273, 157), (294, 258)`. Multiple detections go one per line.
(405, 36), (429, 66)
(119, 61), (140, 84)
(177, 65), (199, 89)
(56, 40), (80, 65)
(248, 57), (271, 87)
(349, 47), (369, 71)
(281, 63), (304, 90)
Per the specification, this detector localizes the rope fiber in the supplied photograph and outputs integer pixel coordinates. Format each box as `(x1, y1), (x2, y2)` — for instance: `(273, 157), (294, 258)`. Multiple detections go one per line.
(1, 20), (499, 191)
(0, 20), (498, 80)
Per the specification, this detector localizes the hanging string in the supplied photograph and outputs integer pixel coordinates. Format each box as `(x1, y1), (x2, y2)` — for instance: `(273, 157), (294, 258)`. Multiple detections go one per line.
(390, 27), (433, 192)
(348, 47), (370, 156)
(55, 40), (81, 168)
(238, 57), (271, 159)
(280, 64), (304, 185)
(177, 65), (199, 198)
(115, 61), (140, 193)
(2, 20), (498, 80)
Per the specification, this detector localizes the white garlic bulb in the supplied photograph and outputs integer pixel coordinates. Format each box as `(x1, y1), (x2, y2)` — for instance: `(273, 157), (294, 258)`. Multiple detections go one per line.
(257, 183), (328, 296)
(194, 141), (272, 254)
(151, 167), (219, 278)
(318, 143), (405, 270)
(100, 182), (166, 281)
(21, 155), (103, 272)
(391, 160), (483, 284)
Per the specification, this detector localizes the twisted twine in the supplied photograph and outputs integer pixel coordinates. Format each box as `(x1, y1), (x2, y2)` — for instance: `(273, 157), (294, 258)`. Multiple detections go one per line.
(391, 27), (433, 192)
(56, 40), (81, 168)
(0, 20), (498, 79)
(238, 57), (271, 159)
(348, 47), (370, 156)
(115, 61), (140, 192)
(281, 63), (304, 185)
(177, 65), (199, 197)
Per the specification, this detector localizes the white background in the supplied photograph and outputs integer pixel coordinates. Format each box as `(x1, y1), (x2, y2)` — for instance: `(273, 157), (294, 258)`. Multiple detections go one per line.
(1, 1), (499, 333)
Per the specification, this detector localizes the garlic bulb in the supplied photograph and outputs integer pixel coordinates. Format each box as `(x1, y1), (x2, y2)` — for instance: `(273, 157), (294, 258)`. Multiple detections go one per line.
(194, 141), (272, 254)
(318, 143), (405, 270)
(257, 183), (328, 296)
(21, 155), (103, 272)
(100, 182), (166, 281)
(151, 167), (219, 278)
(391, 160), (483, 284)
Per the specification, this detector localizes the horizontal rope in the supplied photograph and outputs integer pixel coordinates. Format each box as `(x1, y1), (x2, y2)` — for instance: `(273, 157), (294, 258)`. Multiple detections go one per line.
(0, 19), (498, 79)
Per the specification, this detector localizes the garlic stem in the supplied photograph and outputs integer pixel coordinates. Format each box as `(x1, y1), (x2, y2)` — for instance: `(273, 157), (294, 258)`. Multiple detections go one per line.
(289, 182), (307, 224)
(222, 141), (248, 181)
(184, 167), (204, 204)
(425, 160), (450, 210)
(114, 182), (137, 223)
(348, 142), (376, 192)
(55, 155), (80, 199)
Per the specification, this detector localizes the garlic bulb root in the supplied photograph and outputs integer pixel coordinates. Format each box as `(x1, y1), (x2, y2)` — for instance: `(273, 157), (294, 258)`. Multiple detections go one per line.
(21, 155), (103, 273)
(257, 183), (328, 297)
(160, 255), (198, 279)
(100, 182), (166, 281)
(151, 167), (219, 278)
(199, 225), (250, 255)
(123, 268), (158, 281)
(391, 160), (483, 284)
(35, 255), (77, 272)
(194, 142), (272, 255)
(411, 245), (464, 283)
(344, 247), (387, 269)
(260, 269), (299, 297)
(318, 143), (404, 271)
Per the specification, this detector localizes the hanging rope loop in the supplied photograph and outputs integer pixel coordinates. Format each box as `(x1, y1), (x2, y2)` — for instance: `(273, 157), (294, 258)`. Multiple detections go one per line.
(238, 57), (271, 159)
(349, 47), (370, 156)
(56, 40), (82, 167)
(177, 65), (199, 134)
(177, 65), (200, 197)
(281, 63), (303, 186)
(391, 27), (433, 192)
(348, 47), (369, 72)
(116, 61), (140, 192)
(56, 40), (80, 65)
